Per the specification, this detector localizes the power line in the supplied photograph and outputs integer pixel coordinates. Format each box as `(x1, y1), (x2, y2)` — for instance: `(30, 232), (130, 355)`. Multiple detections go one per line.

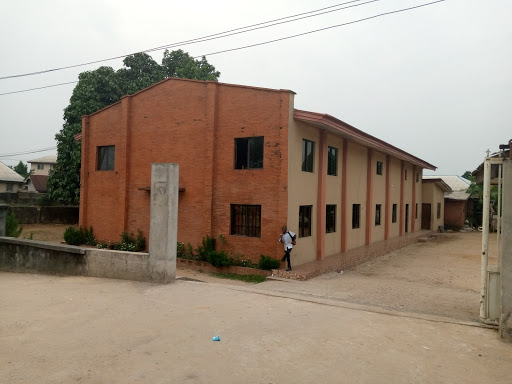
(0, 147), (57, 158)
(0, 0), (376, 80)
(0, 0), (447, 97)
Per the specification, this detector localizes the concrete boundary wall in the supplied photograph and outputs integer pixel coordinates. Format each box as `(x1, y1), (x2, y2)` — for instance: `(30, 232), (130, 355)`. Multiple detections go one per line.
(0, 237), (152, 282)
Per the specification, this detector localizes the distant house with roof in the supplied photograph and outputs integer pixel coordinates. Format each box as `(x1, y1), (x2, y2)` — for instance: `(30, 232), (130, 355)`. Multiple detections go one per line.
(423, 175), (471, 229)
(26, 155), (57, 193)
(0, 161), (25, 193)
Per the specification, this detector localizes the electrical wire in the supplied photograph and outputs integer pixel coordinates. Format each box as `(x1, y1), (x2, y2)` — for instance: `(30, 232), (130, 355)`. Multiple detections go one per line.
(0, 0), (447, 97)
(0, 0), (375, 80)
(0, 147), (57, 158)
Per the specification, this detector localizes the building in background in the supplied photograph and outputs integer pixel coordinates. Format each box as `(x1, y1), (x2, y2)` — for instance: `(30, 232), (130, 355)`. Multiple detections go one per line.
(421, 178), (452, 231)
(0, 161), (25, 193)
(76, 78), (436, 266)
(26, 155), (57, 193)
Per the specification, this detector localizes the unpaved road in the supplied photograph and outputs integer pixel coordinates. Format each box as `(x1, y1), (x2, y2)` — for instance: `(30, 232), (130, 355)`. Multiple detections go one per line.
(1, 272), (511, 384)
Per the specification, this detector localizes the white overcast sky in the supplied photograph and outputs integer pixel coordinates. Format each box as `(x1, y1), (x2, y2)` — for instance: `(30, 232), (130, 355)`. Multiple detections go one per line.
(0, 0), (510, 175)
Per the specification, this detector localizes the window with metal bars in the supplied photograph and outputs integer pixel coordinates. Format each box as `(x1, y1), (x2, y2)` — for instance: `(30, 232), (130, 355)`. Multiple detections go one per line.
(230, 204), (261, 237)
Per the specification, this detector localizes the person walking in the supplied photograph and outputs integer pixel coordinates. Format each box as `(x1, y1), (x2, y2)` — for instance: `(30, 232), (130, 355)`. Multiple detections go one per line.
(279, 226), (295, 271)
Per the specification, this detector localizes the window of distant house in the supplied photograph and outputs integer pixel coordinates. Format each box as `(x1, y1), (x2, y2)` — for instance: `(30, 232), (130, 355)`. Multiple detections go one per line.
(392, 204), (397, 223)
(230, 204), (261, 237)
(415, 203), (418, 219)
(405, 169), (408, 180)
(416, 173), (419, 182)
(376, 161), (383, 175)
(6, 183), (13, 192)
(352, 204), (361, 229)
(375, 204), (381, 226)
(97, 145), (115, 171)
(302, 139), (315, 172)
(235, 137), (264, 169)
(37, 164), (44, 170)
(437, 203), (441, 219)
(327, 146), (337, 176)
(299, 205), (312, 237)
(326, 205), (336, 233)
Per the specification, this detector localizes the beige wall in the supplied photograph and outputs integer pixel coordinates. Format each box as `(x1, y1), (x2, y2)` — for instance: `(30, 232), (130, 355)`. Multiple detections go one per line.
(0, 182), (22, 193)
(372, 151), (386, 242)
(389, 157), (401, 238)
(287, 120), (320, 265)
(325, 133), (343, 256)
(422, 182), (445, 231)
(30, 163), (54, 176)
(345, 141), (367, 250)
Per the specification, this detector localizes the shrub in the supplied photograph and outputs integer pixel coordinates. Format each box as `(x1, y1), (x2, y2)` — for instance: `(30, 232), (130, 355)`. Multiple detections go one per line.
(64, 226), (84, 245)
(6, 212), (23, 238)
(257, 255), (280, 270)
(196, 235), (216, 262)
(114, 230), (147, 252)
(207, 250), (232, 267)
(83, 227), (97, 246)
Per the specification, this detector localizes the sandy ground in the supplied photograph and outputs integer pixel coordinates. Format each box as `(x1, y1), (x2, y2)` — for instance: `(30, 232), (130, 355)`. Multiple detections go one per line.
(19, 224), (77, 243)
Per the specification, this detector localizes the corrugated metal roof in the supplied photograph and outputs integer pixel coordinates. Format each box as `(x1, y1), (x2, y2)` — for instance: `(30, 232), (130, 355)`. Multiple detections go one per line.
(28, 155), (57, 164)
(445, 191), (470, 201)
(423, 175), (470, 192)
(0, 161), (25, 183)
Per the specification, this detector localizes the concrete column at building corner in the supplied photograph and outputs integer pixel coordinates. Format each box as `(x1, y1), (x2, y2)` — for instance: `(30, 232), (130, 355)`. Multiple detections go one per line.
(365, 149), (374, 245)
(79, 116), (90, 229)
(400, 160), (405, 236)
(412, 165), (417, 233)
(341, 139), (348, 252)
(499, 159), (512, 342)
(119, 95), (132, 233)
(384, 155), (391, 240)
(317, 130), (327, 260)
(148, 163), (179, 283)
(0, 204), (8, 237)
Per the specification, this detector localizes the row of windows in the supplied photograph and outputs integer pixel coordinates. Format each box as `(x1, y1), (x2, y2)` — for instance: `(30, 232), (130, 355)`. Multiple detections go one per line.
(230, 203), (420, 238)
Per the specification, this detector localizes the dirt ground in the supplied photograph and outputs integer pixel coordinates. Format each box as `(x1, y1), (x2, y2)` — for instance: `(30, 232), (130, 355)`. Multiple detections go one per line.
(19, 224), (77, 243)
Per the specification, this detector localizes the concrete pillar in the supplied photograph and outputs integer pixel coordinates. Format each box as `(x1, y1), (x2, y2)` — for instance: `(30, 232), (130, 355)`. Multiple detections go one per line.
(148, 163), (179, 283)
(500, 159), (512, 342)
(0, 205), (7, 236)
(317, 130), (327, 260)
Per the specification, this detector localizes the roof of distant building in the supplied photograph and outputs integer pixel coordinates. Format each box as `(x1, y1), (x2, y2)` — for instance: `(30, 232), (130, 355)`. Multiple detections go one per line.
(423, 175), (470, 200)
(0, 161), (25, 183)
(28, 155), (57, 164)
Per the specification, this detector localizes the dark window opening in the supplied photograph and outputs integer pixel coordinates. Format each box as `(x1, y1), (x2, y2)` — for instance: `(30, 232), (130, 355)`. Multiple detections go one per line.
(299, 205), (312, 237)
(375, 204), (381, 226)
(352, 204), (360, 229)
(302, 139), (315, 172)
(37, 164), (44, 170)
(415, 203), (418, 219)
(392, 204), (397, 223)
(327, 147), (338, 176)
(230, 204), (261, 237)
(437, 203), (441, 219)
(326, 204), (336, 233)
(235, 137), (264, 169)
(97, 145), (115, 171)
(416, 173), (419, 182)
(376, 161), (383, 175)
(405, 169), (408, 180)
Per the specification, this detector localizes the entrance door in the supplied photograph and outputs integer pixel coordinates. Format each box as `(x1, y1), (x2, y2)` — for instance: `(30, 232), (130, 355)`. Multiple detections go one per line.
(405, 204), (409, 233)
(422, 203), (431, 230)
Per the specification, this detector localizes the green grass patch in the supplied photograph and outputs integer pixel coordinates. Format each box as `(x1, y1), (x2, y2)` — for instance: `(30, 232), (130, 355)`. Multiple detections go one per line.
(209, 273), (266, 284)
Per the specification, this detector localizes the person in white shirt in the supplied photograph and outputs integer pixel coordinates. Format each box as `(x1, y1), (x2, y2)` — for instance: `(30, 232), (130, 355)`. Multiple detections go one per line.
(278, 226), (295, 271)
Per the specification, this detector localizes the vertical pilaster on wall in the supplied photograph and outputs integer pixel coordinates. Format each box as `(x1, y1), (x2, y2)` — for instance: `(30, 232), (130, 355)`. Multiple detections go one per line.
(118, 95), (132, 234)
(205, 82), (217, 237)
(341, 139), (348, 252)
(317, 130), (327, 260)
(365, 149), (374, 245)
(412, 165), (417, 232)
(384, 155), (391, 240)
(500, 159), (512, 342)
(0, 205), (7, 236)
(149, 163), (179, 283)
(279, 92), (291, 258)
(79, 116), (90, 229)
(400, 160), (405, 236)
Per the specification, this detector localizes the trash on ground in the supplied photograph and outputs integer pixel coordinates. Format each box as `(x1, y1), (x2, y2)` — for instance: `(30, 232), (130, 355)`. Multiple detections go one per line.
(212, 335), (220, 341)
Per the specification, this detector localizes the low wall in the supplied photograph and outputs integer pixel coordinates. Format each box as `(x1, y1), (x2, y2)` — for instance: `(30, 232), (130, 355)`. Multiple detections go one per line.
(0, 237), (151, 282)
(177, 258), (272, 277)
(8, 206), (78, 224)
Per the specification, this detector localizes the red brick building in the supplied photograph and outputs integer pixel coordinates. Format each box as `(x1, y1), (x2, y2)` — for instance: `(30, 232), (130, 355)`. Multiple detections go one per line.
(77, 78), (435, 265)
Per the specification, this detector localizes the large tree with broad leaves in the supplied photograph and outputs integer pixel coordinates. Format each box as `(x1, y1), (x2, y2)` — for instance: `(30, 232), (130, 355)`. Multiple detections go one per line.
(47, 50), (220, 205)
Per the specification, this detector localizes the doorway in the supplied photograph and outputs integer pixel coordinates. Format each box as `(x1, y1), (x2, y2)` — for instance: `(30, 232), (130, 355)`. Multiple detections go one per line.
(422, 203), (431, 230)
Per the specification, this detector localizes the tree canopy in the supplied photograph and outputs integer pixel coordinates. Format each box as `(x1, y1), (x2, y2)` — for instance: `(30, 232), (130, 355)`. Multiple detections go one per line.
(47, 50), (220, 205)
(8, 161), (30, 178)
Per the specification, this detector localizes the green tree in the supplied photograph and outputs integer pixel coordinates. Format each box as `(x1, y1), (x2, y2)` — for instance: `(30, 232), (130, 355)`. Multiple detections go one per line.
(47, 51), (220, 205)
(8, 161), (30, 178)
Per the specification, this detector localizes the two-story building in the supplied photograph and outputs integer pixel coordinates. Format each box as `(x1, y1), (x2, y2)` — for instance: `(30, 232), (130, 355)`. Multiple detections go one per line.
(76, 78), (435, 266)
(26, 155), (57, 193)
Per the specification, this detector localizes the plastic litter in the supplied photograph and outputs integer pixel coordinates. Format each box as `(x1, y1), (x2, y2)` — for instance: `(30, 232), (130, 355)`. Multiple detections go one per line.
(212, 335), (220, 341)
